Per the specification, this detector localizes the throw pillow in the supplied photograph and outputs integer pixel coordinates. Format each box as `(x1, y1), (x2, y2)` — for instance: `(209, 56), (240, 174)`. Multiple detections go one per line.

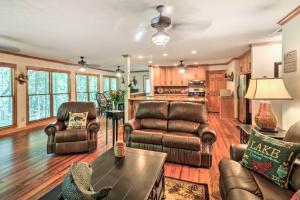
(67, 112), (88, 129)
(240, 128), (300, 189)
(291, 189), (300, 200)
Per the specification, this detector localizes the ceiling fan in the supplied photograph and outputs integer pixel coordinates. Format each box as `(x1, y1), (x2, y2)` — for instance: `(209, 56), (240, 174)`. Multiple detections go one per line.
(77, 56), (102, 72)
(134, 5), (212, 46)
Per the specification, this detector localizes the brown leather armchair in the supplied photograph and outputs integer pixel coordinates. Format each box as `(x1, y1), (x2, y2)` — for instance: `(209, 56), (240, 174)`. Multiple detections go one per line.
(45, 102), (100, 154)
(219, 121), (300, 200)
(124, 101), (216, 167)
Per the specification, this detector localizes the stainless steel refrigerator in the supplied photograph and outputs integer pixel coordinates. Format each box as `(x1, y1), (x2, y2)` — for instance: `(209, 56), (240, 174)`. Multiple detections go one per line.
(237, 74), (252, 124)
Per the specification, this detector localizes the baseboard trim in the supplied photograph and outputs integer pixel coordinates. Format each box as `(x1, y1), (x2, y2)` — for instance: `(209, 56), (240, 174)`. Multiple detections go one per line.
(0, 118), (55, 137)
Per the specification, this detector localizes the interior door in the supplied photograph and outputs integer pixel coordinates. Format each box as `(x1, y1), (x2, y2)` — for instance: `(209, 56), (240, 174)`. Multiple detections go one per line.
(207, 70), (227, 112)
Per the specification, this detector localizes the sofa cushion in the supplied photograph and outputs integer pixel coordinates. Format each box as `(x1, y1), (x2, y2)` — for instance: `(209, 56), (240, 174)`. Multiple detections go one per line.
(141, 119), (167, 130)
(55, 129), (88, 143)
(219, 159), (262, 198)
(135, 101), (169, 119)
(290, 159), (300, 191)
(168, 102), (207, 123)
(162, 132), (201, 151)
(252, 171), (294, 200)
(168, 120), (200, 133)
(240, 129), (300, 189)
(131, 129), (165, 145)
(227, 189), (261, 200)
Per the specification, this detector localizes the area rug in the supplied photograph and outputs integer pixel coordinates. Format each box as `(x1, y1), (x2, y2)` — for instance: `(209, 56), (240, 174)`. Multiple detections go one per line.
(165, 177), (209, 200)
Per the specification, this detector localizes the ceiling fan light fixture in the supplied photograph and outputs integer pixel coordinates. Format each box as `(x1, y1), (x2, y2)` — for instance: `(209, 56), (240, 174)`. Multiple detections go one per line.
(116, 66), (122, 77)
(79, 66), (86, 72)
(179, 67), (185, 74)
(152, 30), (170, 46)
(178, 60), (185, 74)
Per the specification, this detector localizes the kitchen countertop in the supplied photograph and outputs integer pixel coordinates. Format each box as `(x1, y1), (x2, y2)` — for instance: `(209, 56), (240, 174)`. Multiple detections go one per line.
(129, 95), (207, 103)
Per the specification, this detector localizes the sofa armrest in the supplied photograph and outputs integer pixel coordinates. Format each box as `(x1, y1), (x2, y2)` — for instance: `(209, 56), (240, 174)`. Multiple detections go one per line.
(87, 118), (100, 133)
(123, 119), (141, 143)
(124, 119), (141, 131)
(198, 124), (217, 144)
(230, 144), (248, 161)
(44, 121), (64, 136)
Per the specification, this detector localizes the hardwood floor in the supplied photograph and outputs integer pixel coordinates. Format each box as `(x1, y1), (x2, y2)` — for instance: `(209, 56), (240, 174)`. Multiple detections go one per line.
(0, 113), (239, 200)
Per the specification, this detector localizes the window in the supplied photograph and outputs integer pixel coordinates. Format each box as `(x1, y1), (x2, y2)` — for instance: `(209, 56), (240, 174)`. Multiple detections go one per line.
(27, 68), (70, 122)
(76, 74), (99, 104)
(143, 76), (150, 94)
(0, 64), (15, 128)
(102, 76), (118, 92)
(76, 75), (88, 101)
(52, 72), (70, 116)
(28, 70), (50, 121)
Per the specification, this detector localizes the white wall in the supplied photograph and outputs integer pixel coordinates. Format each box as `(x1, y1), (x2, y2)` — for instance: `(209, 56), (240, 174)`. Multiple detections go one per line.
(282, 15), (300, 130)
(251, 43), (283, 127)
(129, 71), (149, 92)
(0, 52), (117, 128)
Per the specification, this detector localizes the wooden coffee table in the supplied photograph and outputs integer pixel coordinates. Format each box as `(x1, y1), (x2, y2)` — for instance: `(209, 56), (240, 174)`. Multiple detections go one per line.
(41, 148), (167, 200)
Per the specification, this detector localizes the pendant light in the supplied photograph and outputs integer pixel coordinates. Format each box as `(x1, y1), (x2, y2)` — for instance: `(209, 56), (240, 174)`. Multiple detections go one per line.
(116, 66), (122, 77)
(178, 60), (185, 74)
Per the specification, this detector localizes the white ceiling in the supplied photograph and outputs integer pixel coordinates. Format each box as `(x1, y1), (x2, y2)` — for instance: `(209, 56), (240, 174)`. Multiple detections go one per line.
(0, 0), (299, 71)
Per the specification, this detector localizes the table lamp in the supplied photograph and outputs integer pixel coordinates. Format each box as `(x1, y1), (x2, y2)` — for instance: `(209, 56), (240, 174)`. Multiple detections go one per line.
(245, 78), (292, 132)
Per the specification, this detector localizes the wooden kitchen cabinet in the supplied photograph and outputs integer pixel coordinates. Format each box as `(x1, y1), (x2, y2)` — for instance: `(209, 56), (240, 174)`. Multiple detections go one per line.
(239, 50), (251, 74)
(219, 96), (234, 118)
(151, 66), (206, 86)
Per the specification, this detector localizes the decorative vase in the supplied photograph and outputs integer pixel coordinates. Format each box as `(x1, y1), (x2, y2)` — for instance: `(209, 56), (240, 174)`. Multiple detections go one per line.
(112, 101), (116, 110)
(114, 140), (126, 157)
(255, 101), (277, 130)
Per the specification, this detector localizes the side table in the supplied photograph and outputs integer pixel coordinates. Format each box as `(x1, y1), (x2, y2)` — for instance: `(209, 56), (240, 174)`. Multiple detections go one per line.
(104, 110), (125, 146)
(237, 124), (286, 144)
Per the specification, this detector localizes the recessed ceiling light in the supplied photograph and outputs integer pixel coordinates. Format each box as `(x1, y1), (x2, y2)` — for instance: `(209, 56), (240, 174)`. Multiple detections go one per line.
(173, 63), (178, 66)
(191, 50), (197, 54)
(163, 53), (168, 57)
(194, 62), (198, 65)
(148, 60), (153, 64)
(138, 55), (144, 59)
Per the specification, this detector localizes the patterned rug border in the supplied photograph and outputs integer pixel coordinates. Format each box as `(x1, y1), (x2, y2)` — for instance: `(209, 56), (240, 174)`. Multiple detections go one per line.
(165, 176), (210, 200)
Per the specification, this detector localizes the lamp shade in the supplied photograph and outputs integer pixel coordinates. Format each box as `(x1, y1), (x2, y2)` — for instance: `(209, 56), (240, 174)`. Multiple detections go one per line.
(245, 78), (292, 100)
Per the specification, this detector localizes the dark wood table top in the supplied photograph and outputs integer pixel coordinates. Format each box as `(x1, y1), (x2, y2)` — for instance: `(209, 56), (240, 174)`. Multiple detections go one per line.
(237, 124), (287, 139)
(41, 148), (167, 200)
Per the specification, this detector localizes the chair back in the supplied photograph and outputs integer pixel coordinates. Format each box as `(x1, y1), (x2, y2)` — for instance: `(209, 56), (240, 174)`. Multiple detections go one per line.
(57, 102), (97, 121)
(284, 121), (300, 143)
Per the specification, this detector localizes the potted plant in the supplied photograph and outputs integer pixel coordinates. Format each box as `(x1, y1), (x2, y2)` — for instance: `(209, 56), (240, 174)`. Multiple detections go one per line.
(109, 90), (126, 110)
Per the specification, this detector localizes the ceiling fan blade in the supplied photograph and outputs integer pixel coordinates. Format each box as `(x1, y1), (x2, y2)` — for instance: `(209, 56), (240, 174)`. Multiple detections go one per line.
(0, 45), (21, 53)
(85, 64), (102, 68)
(172, 20), (212, 31)
(134, 23), (151, 42)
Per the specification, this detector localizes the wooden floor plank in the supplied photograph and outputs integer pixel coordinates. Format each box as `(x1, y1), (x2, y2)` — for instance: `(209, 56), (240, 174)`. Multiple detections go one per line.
(0, 114), (239, 200)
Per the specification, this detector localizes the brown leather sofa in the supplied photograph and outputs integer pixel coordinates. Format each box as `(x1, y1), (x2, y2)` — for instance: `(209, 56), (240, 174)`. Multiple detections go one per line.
(45, 102), (100, 154)
(219, 121), (300, 200)
(124, 101), (217, 167)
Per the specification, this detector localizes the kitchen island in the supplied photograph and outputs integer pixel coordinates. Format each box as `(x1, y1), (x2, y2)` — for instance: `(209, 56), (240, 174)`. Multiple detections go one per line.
(128, 95), (207, 119)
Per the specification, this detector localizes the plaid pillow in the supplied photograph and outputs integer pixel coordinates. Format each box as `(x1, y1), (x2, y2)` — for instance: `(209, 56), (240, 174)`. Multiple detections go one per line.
(291, 189), (300, 200)
(240, 128), (300, 189)
(67, 112), (88, 129)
